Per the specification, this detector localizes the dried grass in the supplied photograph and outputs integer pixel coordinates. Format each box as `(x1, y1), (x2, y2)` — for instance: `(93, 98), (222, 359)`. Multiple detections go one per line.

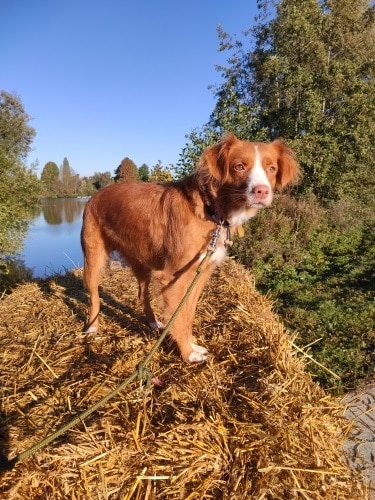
(0, 259), (368, 499)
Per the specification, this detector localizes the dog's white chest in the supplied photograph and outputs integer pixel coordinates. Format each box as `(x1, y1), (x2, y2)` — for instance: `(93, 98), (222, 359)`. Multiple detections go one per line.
(199, 230), (228, 266)
(209, 244), (227, 265)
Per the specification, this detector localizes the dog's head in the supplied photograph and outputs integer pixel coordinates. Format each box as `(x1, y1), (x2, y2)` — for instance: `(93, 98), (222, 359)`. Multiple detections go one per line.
(197, 134), (300, 216)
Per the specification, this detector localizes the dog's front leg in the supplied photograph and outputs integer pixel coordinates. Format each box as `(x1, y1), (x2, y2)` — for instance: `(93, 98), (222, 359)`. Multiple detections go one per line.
(160, 266), (213, 362)
(171, 311), (207, 363)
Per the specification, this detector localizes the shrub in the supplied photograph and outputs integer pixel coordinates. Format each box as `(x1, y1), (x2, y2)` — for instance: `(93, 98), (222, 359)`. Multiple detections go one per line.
(232, 194), (374, 392)
(0, 257), (33, 296)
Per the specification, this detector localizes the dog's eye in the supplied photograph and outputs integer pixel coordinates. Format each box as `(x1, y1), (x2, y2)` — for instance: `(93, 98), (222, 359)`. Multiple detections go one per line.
(268, 165), (277, 174)
(234, 163), (245, 171)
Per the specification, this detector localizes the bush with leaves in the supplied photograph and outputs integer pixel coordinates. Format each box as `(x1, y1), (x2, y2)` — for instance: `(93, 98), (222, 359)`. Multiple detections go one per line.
(0, 91), (40, 263)
(232, 195), (374, 390)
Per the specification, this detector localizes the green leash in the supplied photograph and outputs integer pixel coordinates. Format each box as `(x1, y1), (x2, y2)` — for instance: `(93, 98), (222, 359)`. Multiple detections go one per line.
(0, 245), (216, 471)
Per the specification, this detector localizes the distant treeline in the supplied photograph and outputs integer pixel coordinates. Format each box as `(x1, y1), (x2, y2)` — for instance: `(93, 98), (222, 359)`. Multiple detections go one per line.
(40, 156), (174, 198)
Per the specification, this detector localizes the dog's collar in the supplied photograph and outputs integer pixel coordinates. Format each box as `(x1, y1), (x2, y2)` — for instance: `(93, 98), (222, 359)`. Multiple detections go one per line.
(205, 200), (222, 224)
(200, 185), (224, 223)
(199, 185), (233, 246)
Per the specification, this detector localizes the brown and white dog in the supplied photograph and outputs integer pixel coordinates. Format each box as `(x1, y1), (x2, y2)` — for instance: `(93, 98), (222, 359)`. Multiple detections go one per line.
(81, 134), (299, 362)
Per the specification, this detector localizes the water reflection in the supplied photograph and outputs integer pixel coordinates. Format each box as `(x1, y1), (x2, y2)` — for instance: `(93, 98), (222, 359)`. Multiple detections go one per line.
(22, 197), (89, 277)
(41, 198), (88, 225)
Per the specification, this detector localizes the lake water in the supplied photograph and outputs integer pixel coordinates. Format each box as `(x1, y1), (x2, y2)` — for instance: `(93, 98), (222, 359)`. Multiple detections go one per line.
(22, 198), (89, 277)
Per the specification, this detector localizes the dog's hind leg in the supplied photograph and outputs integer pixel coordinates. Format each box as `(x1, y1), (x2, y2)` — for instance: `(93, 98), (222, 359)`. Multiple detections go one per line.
(129, 261), (163, 329)
(81, 221), (109, 334)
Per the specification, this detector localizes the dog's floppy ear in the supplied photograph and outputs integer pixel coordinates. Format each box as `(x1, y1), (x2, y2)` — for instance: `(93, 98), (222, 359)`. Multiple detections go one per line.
(272, 139), (301, 191)
(198, 133), (238, 185)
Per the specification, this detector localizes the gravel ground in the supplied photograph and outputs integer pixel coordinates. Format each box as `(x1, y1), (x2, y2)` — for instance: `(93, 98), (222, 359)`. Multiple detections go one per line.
(342, 378), (375, 498)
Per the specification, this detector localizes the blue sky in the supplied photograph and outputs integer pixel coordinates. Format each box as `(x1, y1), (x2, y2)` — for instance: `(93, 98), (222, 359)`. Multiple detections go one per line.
(2, 0), (258, 178)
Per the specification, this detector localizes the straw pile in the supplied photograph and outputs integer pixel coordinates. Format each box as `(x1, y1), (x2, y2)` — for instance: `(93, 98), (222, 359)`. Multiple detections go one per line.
(0, 259), (368, 499)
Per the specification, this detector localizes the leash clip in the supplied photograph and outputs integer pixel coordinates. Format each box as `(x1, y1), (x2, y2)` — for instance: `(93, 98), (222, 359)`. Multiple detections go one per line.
(208, 225), (222, 251)
(208, 221), (233, 252)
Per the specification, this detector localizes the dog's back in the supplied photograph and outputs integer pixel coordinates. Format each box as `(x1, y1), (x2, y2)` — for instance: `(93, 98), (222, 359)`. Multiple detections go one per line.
(81, 179), (209, 270)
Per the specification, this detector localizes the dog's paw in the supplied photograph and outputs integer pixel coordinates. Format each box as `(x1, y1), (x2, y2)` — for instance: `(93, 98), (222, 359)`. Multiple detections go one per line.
(85, 326), (98, 334)
(190, 342), (208, 355)
(188, 350), (208, 363)
(149, 320), (165, 330)
(83, 326), (99, 342)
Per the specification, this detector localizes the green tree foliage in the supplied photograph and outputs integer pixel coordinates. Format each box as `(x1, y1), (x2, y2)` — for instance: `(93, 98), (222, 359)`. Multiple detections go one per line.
(114, 157), (139, 182)
(0, 91), (35, 159)
(175, 127), (222, 178)
(40, 161), (59, 196)
(149, 161), (174, 183)
(210, 24), (270, 141)
(0, 91), (40, 258)
(234, 0), (374, 201)
(90, 171), (113, 190)
(78, 172), (113, 196)
(138, 163), (150, 181)
(58, 157), (80, 196)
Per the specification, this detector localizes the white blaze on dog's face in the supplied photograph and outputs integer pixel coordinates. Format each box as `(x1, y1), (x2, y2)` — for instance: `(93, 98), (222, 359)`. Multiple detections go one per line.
(247, 145), (274, 207)
(226, 141), (279, 205)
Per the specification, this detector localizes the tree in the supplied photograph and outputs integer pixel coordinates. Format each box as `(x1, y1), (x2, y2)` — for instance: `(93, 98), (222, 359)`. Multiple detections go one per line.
(180, 0), (375, 202)
(148, 161), (174, 183)
(114, 157), (139, 182)
(57, 157), (80, 196)
(40, 161), (59, 196)
(254, 0), (375, 200)
(0, 91), (40, 259)
(138, 163), (150, 181)
(0, 91), (35, 159)
(209, 24), (270, 141)
(175, 126), (222, 178)
(91, 171), (113, 190)
(319, 0), (375, 202)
